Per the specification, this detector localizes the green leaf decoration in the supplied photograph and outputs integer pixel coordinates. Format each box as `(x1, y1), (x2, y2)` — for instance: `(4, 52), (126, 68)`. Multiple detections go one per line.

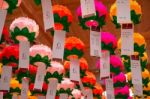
(78, 11), (107, 30)
(5, 0), (18, 14)
(45, 72), (63, 83)
(112, 10), (141, 29)
(64, 48), (84, 60)
(11, 27), (36, 43)
(30, 54), (51, 68)
(34, 0), (41, 5)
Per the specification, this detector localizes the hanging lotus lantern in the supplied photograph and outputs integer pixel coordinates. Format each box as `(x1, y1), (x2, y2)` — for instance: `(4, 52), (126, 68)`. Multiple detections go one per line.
(114, 86), (130, 99)
(57, 78), (75, 96)
(45, 61), (65, 83)
(0, 0), (22, 13)
(0, 45), (19, 73)
(118, 33), (146, 57)
(29, 82), (48, 96)
(3, 78), (21, 98)
(101, 32), (117, 55)
(50, 5), (73, 35)
(81, 71), (96, 89)
(68, 89), (83, 99)
(122, 52), (148, 72)
(64, 58), (88, 78)
(127, 69), (150, 87)
(96, 55), (124, 76)
(64, 37), (85, 60)
(30, 44), (52, 67)
(15, 65), (37, 83)
(10, 17), (39, 43)
(76, 0), (108, 29)
(92, 83), (104, 99)
(110, 0), (142, 28)
(113, 72), (126, 88)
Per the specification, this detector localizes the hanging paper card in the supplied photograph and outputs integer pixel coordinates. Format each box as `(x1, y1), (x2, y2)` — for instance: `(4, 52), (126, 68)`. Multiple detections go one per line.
(34, 63), (46, 90)
(59, 94), (68, 99)
(86, 89), (93, 99)
(105, 78), (115, 99)
(90, 26), (101, 57)
(46, 78), (58, 99)
(70, 59), (80, 82)
(0, 10), (7, 40)
(133, 84), (143, 96)
(20, 78), (29, 99)
(0, 92), (3, 99)
(116, 0), (131, 23)
(131, 55), (142, 84)
(0, 66), (12, 91)
(121, 23), (134, 55)
(38, 96), (45, 99)
(100, 51), (110, 79)
(41, 0), (54, 31)
(80, 0), (96, 18)
(79, 80), (86, 95)
(52, 30), (66, 60)
(19, 41), (30, 69)
(12, 94), (18, 99)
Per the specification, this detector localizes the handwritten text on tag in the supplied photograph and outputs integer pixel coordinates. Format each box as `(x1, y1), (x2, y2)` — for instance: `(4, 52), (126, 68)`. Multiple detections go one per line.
(46, 78), (58, 99)
(70, 59), (80, 82)
(41, 0), (54, 31)
(100, 51), (110, 79)
(121, 23), (134, 55)
(0, 66), (12, 91)
(52, 30), (66, 60)
(80, 0), (96, 18)
(116, 0), (131, 23)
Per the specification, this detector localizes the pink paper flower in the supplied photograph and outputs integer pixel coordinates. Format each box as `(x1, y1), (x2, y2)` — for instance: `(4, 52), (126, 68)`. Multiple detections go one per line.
(30, 44), (52, 59)
(57, 78), (75, 90)
(101, 32), (117, 49)
(113, 72), (126, 84)
(69, 89), (82, 99)
(10, 17), (39, 37)
(114, 85), (130, 95)
(96, 55), (124, 71)
(47, 61), (64, 75)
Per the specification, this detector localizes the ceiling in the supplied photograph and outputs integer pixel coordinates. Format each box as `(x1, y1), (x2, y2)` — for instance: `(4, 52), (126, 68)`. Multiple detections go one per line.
(5, 0), (150, 72)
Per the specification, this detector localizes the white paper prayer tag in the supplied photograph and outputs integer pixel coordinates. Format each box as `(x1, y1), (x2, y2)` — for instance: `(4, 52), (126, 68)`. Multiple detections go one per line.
(38, 96), (46, 99)
(100, 51), (110, 79)
(0, 10), (7, 40)
(0, 92), (3, 99)
(34, 63), (46, 90)
(52, 30), (66, 60)
(20, 78), (29, 99)
(0, 66), (12, 91)
(80, 0), (96, 18)
(105, 78), (115, 99)
(121, 23), (134, 55)
(19, 41), (30, 69)
(46, 78), (58, 99)
(12, 94), (18, 99)
(85, 89), (93, 99)
(133, 84), (143, 96)
(70, 59), (80, 82)
(79, 81), (86, 95)
(59, 94), (68, 99)
(41, 0), (54, 31)
(90, 26), (101, 57)
(116, 0), (131, 23)
(131, 55), (142, 84)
